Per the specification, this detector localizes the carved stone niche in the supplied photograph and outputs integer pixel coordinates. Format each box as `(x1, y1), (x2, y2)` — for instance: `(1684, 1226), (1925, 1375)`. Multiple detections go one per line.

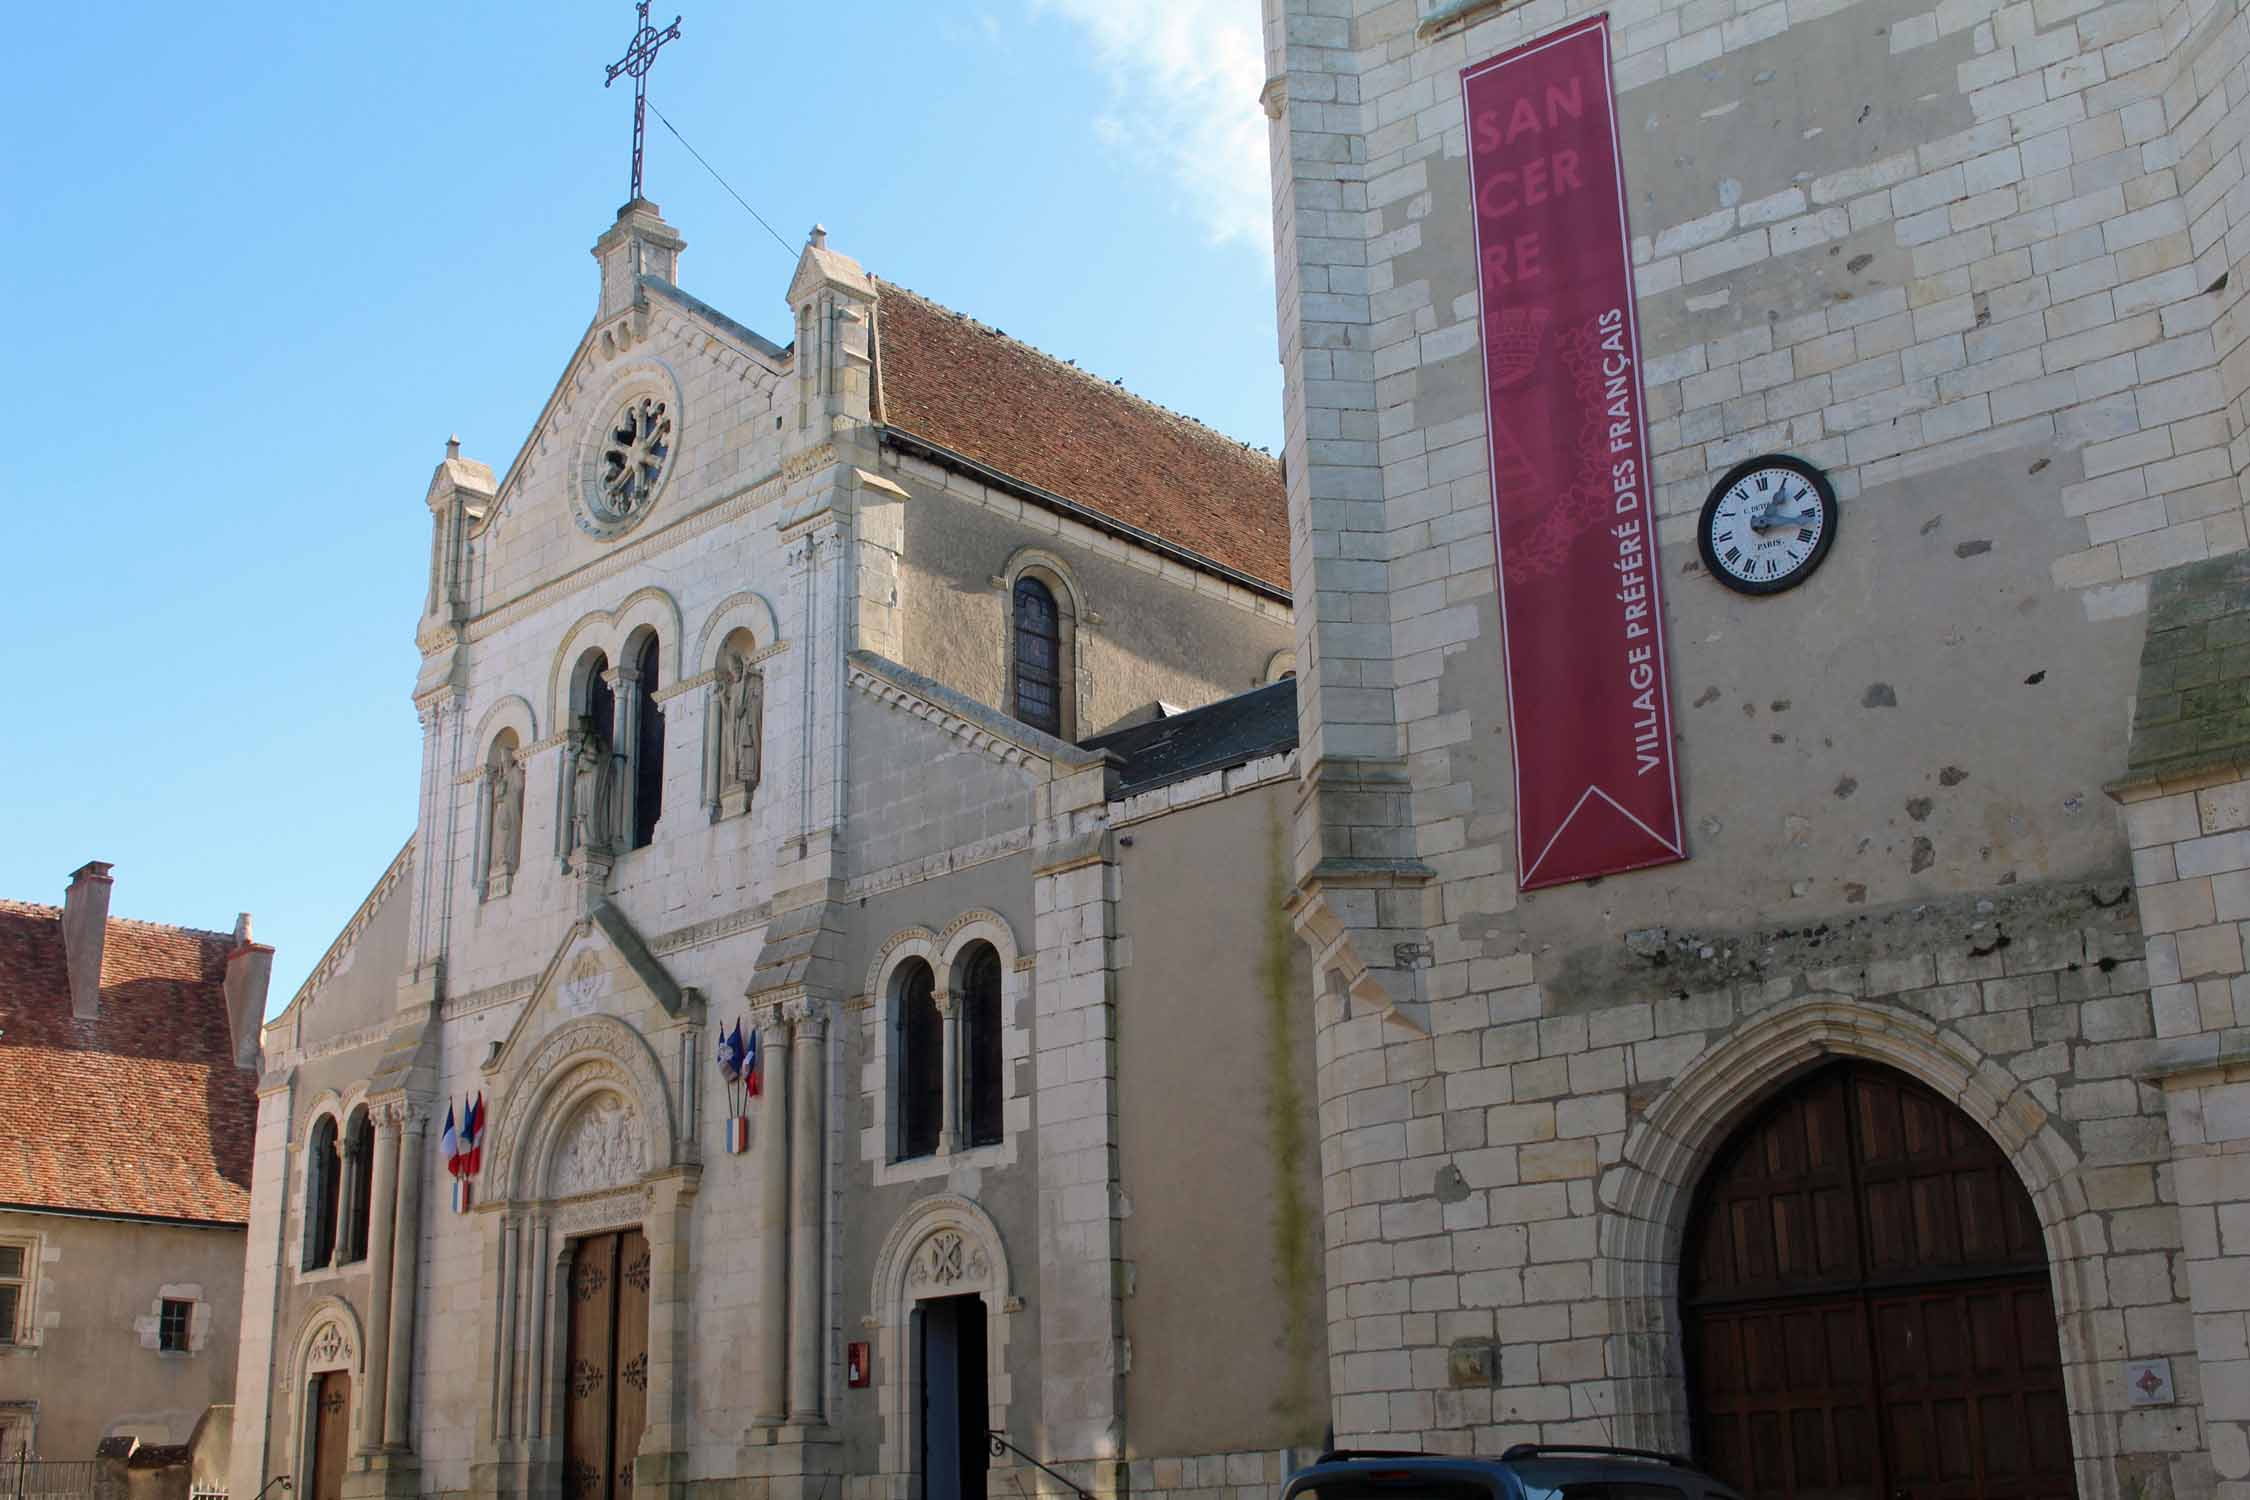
(548, 1093), (647, 1201)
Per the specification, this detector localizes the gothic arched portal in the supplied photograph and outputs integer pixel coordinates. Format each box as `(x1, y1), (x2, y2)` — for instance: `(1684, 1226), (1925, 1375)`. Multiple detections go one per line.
(1681, 1059), (2075, 1500)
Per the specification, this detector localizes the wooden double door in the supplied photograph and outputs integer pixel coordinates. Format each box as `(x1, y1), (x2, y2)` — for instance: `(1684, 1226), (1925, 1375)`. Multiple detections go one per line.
(1683, 1062), (2076, 1500)
(564, 1229), (651, 1500)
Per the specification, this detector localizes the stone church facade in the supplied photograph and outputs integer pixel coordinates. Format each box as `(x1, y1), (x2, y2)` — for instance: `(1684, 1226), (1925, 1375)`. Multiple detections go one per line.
(230, 206), (1328, 1500)
(1262, 0), (2250, 1496)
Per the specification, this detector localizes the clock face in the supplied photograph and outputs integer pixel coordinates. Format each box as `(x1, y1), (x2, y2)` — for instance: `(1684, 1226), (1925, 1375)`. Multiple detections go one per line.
(1698, 454), (1838, 595)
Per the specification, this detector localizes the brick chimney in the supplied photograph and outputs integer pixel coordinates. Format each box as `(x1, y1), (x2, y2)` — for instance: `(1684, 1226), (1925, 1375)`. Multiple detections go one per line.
(62, 861), (113, 1020)
(222, 914), (274, 1072)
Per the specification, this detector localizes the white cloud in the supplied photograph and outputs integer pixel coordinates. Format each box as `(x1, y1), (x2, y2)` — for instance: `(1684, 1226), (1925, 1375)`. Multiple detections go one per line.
(1034, 0), (1273, 250)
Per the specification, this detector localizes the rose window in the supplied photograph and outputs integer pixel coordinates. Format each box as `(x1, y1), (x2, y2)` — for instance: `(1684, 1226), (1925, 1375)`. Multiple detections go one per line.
(598, 396), (671, 519)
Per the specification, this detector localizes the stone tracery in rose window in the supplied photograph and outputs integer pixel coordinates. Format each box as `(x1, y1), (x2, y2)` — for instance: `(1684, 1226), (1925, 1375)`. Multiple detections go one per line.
(599, 396), (671, 518)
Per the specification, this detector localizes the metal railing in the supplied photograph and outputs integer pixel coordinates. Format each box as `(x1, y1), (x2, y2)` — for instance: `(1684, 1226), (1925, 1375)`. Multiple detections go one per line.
(985, 1432), (1091, 1500)
(7, 1458), (96, 1500)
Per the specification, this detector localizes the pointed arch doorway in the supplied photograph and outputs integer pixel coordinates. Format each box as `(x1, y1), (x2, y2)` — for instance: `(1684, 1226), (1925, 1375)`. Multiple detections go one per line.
(1683, 1060), (2076, 1500)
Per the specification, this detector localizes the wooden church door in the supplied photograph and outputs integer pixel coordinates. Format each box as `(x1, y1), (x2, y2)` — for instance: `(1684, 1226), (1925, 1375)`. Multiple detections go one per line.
(564, 1229), (651, 1500)
(1683, 1062), (2075, 1500)
(917, 1295), (989, 1500)
(309, 1371), (350, 1500)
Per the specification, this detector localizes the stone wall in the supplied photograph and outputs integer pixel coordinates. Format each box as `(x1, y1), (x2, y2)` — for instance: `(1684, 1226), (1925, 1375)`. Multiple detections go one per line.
(1262, 0), (2250, 1491)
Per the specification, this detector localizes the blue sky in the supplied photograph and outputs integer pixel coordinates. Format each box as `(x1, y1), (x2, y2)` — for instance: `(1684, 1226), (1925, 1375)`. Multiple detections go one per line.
(0, 1), (1280, 1011)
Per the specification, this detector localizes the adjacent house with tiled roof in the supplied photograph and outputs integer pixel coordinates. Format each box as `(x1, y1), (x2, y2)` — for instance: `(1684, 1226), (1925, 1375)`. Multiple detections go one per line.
(0, 862), (269, 1460)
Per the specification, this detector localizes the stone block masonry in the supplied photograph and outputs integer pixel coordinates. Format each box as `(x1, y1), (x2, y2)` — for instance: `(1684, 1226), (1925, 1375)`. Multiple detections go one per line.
(1263, 0), (2250, 1491)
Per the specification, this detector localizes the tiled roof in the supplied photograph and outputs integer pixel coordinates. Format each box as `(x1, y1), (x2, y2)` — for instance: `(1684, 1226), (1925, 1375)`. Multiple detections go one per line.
(0, 901), (254, 1224)
(871, 280), (1291, 591)
(1083, 679), (1300, 796)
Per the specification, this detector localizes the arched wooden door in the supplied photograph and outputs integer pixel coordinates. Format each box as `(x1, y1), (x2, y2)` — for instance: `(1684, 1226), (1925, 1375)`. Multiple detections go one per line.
(1682, 1061), (2075, 1500)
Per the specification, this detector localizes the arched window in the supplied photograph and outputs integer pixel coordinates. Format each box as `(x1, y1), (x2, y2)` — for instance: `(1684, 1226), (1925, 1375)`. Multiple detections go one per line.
(586, 652), (616, 745)
(338, 1108), (374, 1264)
(1012, 577), (1062, 735)
(302, 1116), (340, 1272)
(959, 943), (1003, 1148)
(895, 959), (942, 1161)
(632, 633), (665, 849)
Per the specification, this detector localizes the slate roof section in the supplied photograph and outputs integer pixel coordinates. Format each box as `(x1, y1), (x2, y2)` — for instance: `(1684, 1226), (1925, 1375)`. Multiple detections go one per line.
(0, 902), (255, 1224)
(1082, 679), (1300, 797)
(871, 280), (1291, 592)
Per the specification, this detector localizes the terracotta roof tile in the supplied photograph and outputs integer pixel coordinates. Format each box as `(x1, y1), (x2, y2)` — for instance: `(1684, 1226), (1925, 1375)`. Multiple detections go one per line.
(872, 281), (1290, 591)
(0, 901), (254, 1224)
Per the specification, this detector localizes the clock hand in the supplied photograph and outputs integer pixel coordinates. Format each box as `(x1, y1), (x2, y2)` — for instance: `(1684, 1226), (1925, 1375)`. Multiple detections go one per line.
(1748, 506), (1816, 531)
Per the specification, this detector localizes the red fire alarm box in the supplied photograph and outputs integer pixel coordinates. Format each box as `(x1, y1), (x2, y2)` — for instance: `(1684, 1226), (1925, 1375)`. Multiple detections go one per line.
(847, 1341), (870, 1388)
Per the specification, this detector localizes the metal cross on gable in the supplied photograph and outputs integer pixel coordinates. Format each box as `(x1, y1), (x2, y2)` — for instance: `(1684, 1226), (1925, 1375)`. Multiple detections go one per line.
(605, 1), (684, 204)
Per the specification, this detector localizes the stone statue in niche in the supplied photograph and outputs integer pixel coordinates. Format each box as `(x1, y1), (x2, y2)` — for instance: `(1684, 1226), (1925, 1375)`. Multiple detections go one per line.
(550, 1095), (646, 1199)
(486, 756), (523, 890)
(714, 650), (764, 817)
(570, 717), (616, 859)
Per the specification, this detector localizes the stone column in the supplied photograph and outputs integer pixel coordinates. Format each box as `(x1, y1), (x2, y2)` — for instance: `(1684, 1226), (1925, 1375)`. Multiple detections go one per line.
(787, 1005), (826, 1424)
(934, 988), (958, 1156)
(358, 1107), (403, 1452)
(752, 1012), (792, 1426)
(384, 1110), (429, 1451)
(525, 1218), (551, 1441)
(1031, 769), (1126, 1470)
(608, 664), (642, 846)
(495, 1217), (520, 1442)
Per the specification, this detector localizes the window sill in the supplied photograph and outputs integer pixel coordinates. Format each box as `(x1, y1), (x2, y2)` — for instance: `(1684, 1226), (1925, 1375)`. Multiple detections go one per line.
(876, 1138), (1016, 1185)
(292, 1260), (369, 1286)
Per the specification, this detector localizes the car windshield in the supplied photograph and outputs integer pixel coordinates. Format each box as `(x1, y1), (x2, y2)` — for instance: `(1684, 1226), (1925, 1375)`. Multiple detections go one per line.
(1519, 1486), (1691, 1499)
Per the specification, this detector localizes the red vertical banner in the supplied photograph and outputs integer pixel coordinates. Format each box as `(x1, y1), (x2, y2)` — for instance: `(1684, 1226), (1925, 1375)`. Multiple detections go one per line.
(1462, 15), (1686, 891)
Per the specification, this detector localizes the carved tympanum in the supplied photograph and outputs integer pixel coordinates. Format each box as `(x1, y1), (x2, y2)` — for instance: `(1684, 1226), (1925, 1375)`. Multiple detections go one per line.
(550, 1095), (646, 1199)
(310, 1321), (349, 1366)
(909, 1231), (990, 1289)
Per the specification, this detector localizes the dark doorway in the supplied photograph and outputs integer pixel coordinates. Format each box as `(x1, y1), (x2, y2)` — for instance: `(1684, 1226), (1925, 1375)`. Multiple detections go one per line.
(1682, 1060), (2075, 1500)
(917, 1294), (989, 1500)
(564, 1229), (652, 1500)
(308, 1371), (350, 1500)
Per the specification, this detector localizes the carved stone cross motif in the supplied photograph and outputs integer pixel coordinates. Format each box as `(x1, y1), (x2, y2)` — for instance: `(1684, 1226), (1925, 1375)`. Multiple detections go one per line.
(311, 1322), (349, 1365)
(910, 1231), (990, 1289)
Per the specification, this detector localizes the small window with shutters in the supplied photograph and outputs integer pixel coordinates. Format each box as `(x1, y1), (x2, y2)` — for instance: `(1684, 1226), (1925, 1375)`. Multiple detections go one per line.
(159, 1299), (193, 1354)
(0, 1244), (28, 1345)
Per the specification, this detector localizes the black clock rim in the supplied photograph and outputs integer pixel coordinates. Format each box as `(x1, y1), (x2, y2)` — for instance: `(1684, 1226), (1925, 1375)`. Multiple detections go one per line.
(1697, 453), (1839, 596)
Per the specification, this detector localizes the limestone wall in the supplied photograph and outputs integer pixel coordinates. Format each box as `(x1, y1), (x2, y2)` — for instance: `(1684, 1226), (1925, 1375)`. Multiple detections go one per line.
(884, 454), (1294, 737)
(1114, 774), (1328, 1460)
(0, 1210), (245, 1458)
(1262, 0), (2250, 1491)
